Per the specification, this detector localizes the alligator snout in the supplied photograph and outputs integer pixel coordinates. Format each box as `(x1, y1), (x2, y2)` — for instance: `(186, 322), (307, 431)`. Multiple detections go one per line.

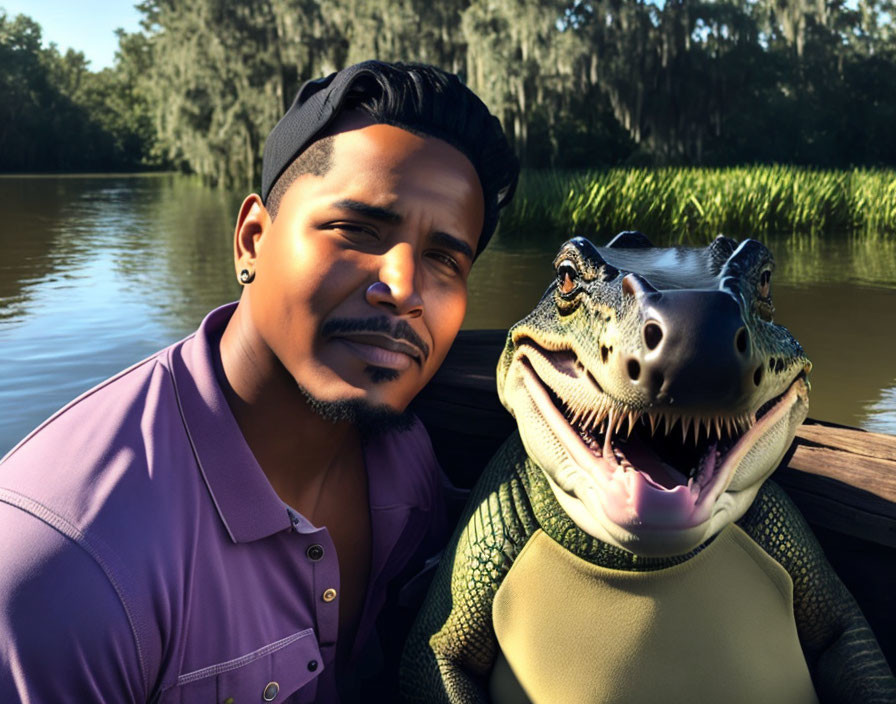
(620, 274), (759, 412)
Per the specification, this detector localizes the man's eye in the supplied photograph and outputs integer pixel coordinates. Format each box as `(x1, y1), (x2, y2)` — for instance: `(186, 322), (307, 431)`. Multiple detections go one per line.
(332, 223), (378, 239)
(427, 251), (460, 273)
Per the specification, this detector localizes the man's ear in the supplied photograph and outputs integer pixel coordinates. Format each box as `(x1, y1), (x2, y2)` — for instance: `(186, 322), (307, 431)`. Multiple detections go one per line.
(233, 193), (271, 277)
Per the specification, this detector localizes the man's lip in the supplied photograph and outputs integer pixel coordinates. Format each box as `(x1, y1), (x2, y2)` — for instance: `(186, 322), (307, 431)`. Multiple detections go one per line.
(331, 333), (424, 366)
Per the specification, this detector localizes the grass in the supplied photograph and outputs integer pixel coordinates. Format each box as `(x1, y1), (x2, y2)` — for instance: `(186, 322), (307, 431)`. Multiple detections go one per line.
(497, 166), (896, 244)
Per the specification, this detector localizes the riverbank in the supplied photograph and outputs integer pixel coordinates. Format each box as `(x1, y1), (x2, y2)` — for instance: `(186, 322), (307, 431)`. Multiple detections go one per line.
(500, 167), (896, 242)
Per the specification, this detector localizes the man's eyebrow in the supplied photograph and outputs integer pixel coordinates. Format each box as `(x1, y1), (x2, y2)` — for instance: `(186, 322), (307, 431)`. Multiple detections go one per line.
(331, 199), (402, 223)
(431, 231), (474, 261)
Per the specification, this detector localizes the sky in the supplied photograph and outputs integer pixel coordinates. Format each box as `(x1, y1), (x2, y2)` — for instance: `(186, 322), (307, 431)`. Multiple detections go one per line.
(2, 0), (143, 71)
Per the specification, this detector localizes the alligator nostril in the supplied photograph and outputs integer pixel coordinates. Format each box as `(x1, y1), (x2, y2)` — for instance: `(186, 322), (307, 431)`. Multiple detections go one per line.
(736, 327), (749, 355)
(644, 322), (663, 350)
(753, 365), (763, 386)
(601, 345), (610, 364)
(627, 359), (641, 381)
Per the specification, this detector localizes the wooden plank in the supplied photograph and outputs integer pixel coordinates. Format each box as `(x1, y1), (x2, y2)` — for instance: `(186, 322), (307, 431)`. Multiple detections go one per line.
(774, 467), (896, 547)
(787, 441), (896, 506)
(795, 423), (896, 463)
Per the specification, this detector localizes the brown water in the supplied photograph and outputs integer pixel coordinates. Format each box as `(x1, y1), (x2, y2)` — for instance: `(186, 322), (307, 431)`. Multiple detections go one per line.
(1, 174), (895, 454)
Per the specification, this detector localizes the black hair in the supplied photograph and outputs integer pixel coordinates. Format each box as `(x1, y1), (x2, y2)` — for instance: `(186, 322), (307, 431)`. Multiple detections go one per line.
(263, 61), (519, 253)
(266, 136), (334, 220)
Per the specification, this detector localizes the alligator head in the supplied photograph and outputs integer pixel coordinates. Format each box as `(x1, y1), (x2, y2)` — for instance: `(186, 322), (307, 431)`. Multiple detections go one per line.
(497, 231), (812, 557)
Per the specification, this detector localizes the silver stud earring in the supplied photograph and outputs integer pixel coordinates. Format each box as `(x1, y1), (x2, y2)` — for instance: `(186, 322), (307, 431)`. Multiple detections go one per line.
(239, 269), (255, 284)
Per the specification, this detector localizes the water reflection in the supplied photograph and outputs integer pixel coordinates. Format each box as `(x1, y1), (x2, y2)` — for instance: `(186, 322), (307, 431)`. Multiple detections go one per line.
(864, 383), (896, 435)
(0, 175), (243, 453)
(1, 175), (895, 455)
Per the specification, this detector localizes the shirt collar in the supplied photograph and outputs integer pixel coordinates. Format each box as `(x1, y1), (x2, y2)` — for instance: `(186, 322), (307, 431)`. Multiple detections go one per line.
(168, 302), (293, 543)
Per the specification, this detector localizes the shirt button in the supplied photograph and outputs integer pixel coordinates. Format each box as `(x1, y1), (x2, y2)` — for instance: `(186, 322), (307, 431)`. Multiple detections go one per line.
(308, 659), (319, 672)
(322, 588), (337, 602)
(262, 681), (280, 701)
(306, 544), (324, 561)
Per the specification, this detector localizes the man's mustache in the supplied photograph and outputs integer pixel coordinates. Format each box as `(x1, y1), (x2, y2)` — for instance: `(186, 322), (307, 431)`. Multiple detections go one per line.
(322, 317), (431, 361)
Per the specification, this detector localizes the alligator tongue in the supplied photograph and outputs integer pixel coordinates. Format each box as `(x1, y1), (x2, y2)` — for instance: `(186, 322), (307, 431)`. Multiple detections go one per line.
(613, 436), (687, 490)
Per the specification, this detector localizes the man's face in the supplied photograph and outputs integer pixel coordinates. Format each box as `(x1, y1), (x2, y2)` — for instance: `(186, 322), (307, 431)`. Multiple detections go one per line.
(243, 119), (484, 415)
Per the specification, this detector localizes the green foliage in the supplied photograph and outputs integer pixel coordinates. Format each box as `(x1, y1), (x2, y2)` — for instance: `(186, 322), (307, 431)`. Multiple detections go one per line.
(0, 11), (156, 172)
(5, 1), (896, 182)
(499, 167), (896, 243)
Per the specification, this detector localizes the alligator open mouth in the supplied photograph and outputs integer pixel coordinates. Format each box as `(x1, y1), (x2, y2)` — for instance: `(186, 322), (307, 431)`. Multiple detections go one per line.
(513, 339), (810, 530)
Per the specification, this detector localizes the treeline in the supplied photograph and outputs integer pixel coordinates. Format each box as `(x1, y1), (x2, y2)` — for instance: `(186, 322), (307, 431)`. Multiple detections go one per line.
(0, 13), (154, 171)
(3, 1), (896, 182)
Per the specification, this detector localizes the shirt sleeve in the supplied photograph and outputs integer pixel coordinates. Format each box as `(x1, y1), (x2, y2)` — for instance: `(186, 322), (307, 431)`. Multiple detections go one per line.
(0, 502), (147, 703)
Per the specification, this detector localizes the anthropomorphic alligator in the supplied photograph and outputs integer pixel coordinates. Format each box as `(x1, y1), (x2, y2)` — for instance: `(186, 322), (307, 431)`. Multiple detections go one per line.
(401, 233), (896, 703)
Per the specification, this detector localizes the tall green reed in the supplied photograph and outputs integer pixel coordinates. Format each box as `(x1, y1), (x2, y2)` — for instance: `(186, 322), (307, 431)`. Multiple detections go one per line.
(498, 167), (896, 244)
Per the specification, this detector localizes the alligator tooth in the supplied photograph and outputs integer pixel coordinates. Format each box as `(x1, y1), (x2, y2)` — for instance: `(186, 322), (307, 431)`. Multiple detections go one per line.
(713, 416), (722, 441)
(604, 407), (617, 459)
(648, 412), (658, 436)
(625, 412), (637, 438)
(681, 416), (691, 443)
(664, 413), (675, 436)
(590, 400), (602, 427)
(582, 407), (595, 431)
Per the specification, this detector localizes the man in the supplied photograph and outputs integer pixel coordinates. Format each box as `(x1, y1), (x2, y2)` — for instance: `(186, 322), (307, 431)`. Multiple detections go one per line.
(0, 61), (519, 702)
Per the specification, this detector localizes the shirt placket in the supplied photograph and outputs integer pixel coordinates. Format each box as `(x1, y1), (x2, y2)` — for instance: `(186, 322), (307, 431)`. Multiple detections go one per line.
(287, 508), (340, 677)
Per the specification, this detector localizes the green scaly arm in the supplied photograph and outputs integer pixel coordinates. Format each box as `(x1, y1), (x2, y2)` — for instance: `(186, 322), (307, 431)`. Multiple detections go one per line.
(400, 437), (539, 703)
(738, 480), (896, 703)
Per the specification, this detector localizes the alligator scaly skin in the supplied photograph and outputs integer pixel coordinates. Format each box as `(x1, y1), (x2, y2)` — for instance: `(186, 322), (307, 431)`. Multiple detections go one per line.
(400, 433), (896, 703)
(401, 234), (895, 702)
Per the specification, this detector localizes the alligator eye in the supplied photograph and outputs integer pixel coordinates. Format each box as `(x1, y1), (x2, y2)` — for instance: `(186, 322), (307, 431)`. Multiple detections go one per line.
(557, 260), (578, 296)
(758, 270), (771, 299)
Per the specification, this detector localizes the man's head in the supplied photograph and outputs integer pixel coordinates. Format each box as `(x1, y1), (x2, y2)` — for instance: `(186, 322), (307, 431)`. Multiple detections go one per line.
(231, 61), (518, 429)
(261, 61), (518, 254)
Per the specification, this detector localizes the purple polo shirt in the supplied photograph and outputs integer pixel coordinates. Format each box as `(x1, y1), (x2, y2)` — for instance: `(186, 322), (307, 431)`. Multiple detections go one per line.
(0, 303), (445, 703)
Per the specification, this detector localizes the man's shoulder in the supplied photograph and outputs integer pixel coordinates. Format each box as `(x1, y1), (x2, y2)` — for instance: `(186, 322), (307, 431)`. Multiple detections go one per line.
(3, 339), (185, 461)
(0, 334), (204, 551)
(0, 334), (212, 699)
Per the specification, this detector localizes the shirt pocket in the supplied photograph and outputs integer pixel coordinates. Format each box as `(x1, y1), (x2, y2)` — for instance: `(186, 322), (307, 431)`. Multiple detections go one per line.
(160, 628), (322, 704)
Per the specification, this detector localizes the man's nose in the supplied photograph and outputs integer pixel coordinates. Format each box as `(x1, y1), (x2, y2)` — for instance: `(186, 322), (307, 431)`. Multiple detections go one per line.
(366, 243), (424, 318)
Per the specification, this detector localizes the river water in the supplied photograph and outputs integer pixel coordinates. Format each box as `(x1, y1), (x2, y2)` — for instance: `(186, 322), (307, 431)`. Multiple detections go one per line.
(1, 174), (895, 454)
